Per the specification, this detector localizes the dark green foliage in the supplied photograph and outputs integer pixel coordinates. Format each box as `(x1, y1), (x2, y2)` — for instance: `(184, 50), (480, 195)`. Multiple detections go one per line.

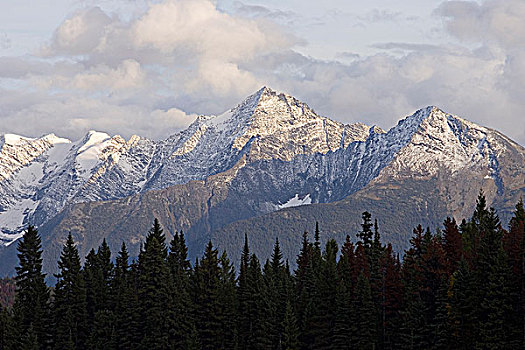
(282, 300), (299, 350)
(53, 233), (87, 350)
(111, 243), (140, 349)
(1, 307), (14, 350)
(193, 241), (222, 350)
(137, 218), (171, 350)
(217, 251), (238, 349)
(168, 231), (196, 349)
(13, 225), (51, 350)
(4, 193), (524, 350)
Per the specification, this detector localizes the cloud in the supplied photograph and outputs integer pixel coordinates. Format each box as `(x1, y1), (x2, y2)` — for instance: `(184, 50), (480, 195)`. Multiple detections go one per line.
(436, 0), (525, 49)
(0, 33), (11, 50)
(372, 42), (445, 53)
(0, 0), (524, 147)
(44, 7), (114, 56)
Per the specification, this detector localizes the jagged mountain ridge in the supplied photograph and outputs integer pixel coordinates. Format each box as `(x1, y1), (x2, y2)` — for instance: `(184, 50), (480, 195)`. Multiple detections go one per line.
(0, 87), (376, 246)
(0, 87), (524, 277)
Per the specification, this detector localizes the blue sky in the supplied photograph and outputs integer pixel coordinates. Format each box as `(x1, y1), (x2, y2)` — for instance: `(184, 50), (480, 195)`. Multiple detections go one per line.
(0, 0), (524, 146)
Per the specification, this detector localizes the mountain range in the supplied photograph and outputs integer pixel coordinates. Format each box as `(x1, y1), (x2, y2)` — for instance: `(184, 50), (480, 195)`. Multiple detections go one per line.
(0, 87), (524, 276)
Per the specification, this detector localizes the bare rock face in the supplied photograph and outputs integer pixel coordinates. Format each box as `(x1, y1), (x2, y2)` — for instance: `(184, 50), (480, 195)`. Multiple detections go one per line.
(0, 87), (523, 276)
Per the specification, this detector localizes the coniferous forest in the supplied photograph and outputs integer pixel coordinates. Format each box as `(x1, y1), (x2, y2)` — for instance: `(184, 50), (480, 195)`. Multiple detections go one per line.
(1, 193), (524, 350)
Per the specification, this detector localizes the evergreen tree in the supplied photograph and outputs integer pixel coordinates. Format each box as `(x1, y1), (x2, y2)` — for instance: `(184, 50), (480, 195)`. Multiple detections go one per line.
(449, 258), (477, 349)
(503, 198), (525, 346)
(193, 241), (222, 350)
(168, 231), (195, 349)
(399, 226), (426, 350)
(53, 233), (88, 350)
(331, 282), (352, 350)
(137, 219), (171, 350)
(111, 242), (138, 350)
(246, 253), (271, 349)
(476, 246), (514, 349)
(357, 212), (374, 249)
(218, 251), (238, 349)
(12, 225), (51, 350)
(265, 238), (288, 349)
(442, 217), (462, 274)
(85, 239), (114, 348)
(238, 234), (251, 350)
(1, 307), (15, 350)
(352, 272), (375, 349)
(432, 277), (452, 350)
(380, 244), (403, 349)
(282, 301), (299, 350)
(294, 231), (317, 350)
(311, 239), (338, 349)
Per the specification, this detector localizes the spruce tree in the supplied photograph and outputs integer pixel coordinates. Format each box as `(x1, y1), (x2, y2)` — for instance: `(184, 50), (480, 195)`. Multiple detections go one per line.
(331, 283), (352, 350)
(442, 217), (462, 274)
(193, 241), (222, 350)
(53, 233), (88, 350)
(380, 244), (403, 349)
(218, 251), (238, 349)
(353, 272), (375, 349)
(1, 307), (15, 350)
(13, 225), (51, 350)
(294, 231), (317, 350)
(449, 258), (477, 349)
(282, 300), (299, 350)
(264, 238), (288, 349)
(168, 231), (195, 349)
(111, 243), (138, 350)
(476, 246), (514, 349)
(311, 239), (338, 349)
(137, 219), (171, 350)
(238, 234), (251, 350)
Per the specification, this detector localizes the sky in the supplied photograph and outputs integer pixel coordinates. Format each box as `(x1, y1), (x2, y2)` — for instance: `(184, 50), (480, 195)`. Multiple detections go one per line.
(0, 0), (524, 145)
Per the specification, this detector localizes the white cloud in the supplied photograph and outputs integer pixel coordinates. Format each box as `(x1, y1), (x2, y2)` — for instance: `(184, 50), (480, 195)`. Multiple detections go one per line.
(0, 0), (524, 147)
(71, 59), (145, 91)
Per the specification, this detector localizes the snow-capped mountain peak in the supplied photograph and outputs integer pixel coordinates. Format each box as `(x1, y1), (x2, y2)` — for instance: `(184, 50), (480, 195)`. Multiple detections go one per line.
(1, 89), (523, 249)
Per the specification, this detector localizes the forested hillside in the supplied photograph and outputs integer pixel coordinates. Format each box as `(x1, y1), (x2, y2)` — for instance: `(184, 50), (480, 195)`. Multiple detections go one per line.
(1, 193), (524, 349)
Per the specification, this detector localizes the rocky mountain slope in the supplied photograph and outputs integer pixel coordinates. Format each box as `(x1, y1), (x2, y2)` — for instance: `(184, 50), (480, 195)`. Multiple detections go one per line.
(0, 87), (524, 276)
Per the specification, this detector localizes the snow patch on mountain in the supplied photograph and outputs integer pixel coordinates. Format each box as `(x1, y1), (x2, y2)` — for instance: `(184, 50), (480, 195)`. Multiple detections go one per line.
(278, 194), (312, 209)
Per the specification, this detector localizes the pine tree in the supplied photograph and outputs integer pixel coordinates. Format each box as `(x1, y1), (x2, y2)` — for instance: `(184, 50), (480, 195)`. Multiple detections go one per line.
(12, 225), (51, 350)
(85, 239), (114, 349)
(168, 231), (195, 349)
(111, 243), (138, 350)
(353, 272), (375, 349)
(53, 233), (88, 350)
(432, 277), (452, 350)
(264, 238), (288, 349)
(476, 245), (514, 350)
(442, 217), (462, 274)
(357, 212), (374, 250)
(399, 226), (426, 350)
(1, 307), (15, 350)
(449, 258), (477, 349)
(380, 244), (403, 349)
(311, 239), (338, 349)
(238, 234), (251, 350)
(503, 198), (525, 347)
(282, 300), (299, 350)
(294, 231), (317, 350)
(218, 251), (238, 349)
(193, 241), (222, 350)
(331, 282), (352, 350)
(137, 219), (171, 350)
(246, 253), (272, 349)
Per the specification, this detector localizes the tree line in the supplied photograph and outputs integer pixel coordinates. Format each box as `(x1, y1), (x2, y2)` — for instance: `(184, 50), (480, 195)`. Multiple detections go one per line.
(0, 192), (524, 350)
